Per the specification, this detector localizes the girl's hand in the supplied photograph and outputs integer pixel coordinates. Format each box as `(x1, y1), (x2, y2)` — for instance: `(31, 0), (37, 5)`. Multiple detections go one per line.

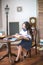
(20, 36), (25, 39)
(12, 33), (20, 38)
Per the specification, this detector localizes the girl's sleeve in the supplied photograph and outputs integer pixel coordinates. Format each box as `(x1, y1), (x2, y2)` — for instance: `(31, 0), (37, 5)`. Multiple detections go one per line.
(25, 35), (32, 39)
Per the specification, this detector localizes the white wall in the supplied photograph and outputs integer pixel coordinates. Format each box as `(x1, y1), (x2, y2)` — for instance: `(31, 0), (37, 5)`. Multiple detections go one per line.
(1, 0), (37, 34)
(0, 0), (2, 30)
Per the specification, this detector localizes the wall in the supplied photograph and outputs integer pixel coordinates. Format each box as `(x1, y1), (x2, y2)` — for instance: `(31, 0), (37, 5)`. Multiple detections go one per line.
(0, 0), (2, 30)
(1, 0), (37, 34)
(38, 0), (43, 39)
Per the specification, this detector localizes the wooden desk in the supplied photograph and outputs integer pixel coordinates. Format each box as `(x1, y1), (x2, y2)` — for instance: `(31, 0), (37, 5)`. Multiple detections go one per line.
(0, 38), (20, 65)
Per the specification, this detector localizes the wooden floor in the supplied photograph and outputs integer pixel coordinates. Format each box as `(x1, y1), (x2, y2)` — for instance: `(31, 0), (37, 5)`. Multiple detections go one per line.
(0, 46), (43, 65)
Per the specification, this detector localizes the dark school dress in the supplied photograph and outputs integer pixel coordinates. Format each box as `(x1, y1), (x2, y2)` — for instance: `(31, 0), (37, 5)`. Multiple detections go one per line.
(18, 29), (32, 51)
(18, 39), (32, 51)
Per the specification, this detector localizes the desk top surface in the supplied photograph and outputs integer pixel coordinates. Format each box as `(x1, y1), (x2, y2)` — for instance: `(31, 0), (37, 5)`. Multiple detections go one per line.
(0, 35), (21, 43)
(0, 37), (20, 43)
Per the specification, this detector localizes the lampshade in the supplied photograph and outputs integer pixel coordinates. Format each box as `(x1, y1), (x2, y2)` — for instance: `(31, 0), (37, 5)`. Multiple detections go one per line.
(5, 5), (9, 14)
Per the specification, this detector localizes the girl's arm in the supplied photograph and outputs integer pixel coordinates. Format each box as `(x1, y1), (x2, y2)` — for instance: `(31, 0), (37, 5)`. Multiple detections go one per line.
(19, 35), (30, 40)
(12, 33), (21, 38)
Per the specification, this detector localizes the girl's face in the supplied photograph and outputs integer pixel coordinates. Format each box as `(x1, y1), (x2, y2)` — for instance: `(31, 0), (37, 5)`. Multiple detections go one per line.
(22, 23), (26, 30)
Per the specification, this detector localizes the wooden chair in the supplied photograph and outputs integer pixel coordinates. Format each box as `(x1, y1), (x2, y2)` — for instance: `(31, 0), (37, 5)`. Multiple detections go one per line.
(27, 17), (37, 57)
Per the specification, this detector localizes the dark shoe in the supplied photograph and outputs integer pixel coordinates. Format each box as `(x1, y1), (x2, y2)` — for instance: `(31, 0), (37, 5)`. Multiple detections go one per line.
(24, 56), (27, 58)
(23, 53), (27, 58)
(14, 58), (20, 63)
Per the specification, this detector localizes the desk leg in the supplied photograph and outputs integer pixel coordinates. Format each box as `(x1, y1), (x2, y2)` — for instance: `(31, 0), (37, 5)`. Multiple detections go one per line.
(8, 42), (17, 65)
(0, 42), (17, 65)
(0, 54), (9, 60)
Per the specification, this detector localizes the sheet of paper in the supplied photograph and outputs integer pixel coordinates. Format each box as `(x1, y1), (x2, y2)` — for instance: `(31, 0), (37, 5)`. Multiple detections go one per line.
(9, 38), (17, 41)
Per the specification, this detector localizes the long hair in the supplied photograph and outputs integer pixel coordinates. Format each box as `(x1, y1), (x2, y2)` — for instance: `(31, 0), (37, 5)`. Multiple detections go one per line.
(23, 21), (32, 36)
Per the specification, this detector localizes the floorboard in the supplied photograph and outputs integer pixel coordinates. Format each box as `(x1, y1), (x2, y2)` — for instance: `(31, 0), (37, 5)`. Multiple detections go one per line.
(0, 46), (43, 65)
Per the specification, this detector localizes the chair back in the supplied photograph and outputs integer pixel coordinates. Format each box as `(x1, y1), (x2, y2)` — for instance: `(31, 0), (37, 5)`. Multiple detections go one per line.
(29, 17), (37, 45)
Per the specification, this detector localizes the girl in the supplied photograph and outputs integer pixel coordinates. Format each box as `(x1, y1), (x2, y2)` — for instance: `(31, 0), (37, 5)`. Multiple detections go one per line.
(14, 21), (32, 62)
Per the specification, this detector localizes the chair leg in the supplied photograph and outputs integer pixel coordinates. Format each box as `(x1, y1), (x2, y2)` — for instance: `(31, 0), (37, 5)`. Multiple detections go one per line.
(29, 49), (31, 58)
(21, 51), (23, 56)
(35, 45), (37, 55)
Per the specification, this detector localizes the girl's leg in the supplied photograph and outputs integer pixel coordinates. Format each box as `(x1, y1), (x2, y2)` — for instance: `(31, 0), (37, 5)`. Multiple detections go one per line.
(22, 48), (28, 56)
(15, 45), (22, 61)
